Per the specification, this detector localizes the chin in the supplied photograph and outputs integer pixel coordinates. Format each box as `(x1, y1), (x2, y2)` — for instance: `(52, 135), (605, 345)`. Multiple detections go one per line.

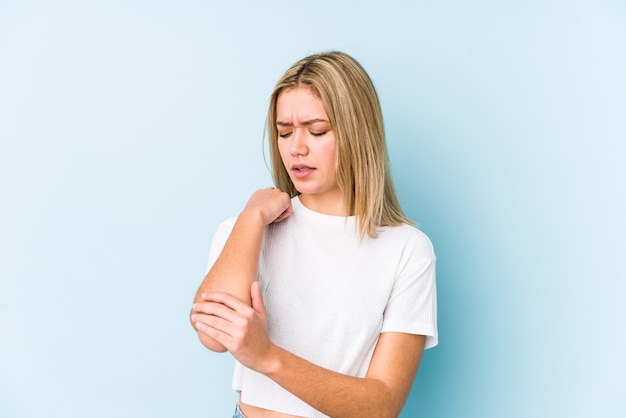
(294, 188), (316, 196)
(293, 185), (322, 195)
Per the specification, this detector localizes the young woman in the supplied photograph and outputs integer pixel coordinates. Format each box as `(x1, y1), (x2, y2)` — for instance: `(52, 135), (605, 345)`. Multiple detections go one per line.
(190, 51), (437, 418)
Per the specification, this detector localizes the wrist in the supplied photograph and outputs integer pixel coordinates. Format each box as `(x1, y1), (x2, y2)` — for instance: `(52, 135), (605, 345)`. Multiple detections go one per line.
(259, 343), (285, 378)
(238, 207), (269, 227)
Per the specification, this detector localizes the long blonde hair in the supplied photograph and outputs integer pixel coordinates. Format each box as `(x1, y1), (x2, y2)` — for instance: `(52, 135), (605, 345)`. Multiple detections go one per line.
(267, 51), (413, 238)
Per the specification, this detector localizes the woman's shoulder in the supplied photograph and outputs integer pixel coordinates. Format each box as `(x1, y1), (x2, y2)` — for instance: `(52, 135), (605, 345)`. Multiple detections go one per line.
(209, 216), (238, 249)
(378, 223), (435, 257)
(219, 216), (238, 228)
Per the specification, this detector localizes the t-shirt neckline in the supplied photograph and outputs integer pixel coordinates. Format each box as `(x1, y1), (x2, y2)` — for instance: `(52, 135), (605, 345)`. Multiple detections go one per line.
(293, 195), (357, 227)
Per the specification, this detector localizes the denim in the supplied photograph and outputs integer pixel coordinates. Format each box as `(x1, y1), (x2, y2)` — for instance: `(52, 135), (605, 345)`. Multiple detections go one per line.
(233, 403), (247, 418)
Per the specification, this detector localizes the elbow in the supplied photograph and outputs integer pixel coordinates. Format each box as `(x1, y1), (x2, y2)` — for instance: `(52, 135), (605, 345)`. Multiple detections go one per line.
(189, 313), (228, 352)
(197, 332), (228, 353)
(376, 381), (407, 418)
(385, 409), (403, 418)
(379, 401), (404, 418)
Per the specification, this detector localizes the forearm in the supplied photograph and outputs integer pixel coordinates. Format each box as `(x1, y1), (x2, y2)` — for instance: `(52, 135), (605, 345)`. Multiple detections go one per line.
(194, 209), (265, 304)
(191, 209), (265, 350)
(262, 346), (405, 418)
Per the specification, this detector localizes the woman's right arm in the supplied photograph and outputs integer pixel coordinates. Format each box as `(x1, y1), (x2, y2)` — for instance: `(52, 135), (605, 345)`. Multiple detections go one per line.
(189, 188), (292, 352)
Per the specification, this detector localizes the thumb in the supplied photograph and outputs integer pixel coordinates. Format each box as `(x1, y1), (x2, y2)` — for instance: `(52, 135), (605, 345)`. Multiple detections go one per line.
(250, 281), (266, 316)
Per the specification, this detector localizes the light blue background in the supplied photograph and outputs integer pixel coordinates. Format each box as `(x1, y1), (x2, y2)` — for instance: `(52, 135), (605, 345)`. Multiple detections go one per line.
(1, 1), (625, 417)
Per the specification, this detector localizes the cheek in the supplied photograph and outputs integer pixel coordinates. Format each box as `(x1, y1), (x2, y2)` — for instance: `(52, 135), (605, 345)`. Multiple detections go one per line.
(322, 142), (337, 171)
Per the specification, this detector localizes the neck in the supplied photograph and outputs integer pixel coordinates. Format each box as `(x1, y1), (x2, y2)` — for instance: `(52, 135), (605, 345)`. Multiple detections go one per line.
(298, 193), (350, 216)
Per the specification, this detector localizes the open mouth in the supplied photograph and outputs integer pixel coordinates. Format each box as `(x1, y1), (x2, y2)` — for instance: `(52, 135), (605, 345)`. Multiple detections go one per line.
(292, 165), (315, 178)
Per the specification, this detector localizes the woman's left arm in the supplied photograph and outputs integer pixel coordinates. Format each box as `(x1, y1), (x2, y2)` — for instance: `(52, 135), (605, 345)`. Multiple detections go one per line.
(266, 332), (425, 418)
(191, 283), (425, 418)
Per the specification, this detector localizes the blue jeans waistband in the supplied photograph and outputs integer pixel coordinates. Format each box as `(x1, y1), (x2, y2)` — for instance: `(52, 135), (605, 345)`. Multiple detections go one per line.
(233, 403), (247, 418)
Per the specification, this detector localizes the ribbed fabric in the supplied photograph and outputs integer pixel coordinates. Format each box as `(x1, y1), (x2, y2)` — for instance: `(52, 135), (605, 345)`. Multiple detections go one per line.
(207, 196), (437, 417)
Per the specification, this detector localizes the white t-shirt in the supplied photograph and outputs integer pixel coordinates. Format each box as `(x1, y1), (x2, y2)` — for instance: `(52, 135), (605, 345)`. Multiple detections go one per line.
(207, 196), (437, 417)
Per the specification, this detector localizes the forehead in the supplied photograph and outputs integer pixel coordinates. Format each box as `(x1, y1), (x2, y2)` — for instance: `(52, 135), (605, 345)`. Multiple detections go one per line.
(276, 87), (328, 122)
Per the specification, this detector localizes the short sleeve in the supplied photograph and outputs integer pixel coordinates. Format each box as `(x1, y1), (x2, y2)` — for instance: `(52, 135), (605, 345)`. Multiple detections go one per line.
(205, 217), (237, 273)
(381, 231), (438, 349)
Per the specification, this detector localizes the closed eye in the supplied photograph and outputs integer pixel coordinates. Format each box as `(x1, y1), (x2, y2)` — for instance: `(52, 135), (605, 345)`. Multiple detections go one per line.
(278, 132), (292, 138)
(311, 131), (328, 137)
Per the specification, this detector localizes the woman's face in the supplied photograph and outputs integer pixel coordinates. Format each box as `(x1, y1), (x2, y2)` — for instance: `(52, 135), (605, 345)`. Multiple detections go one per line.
(276, 87), (344, 214)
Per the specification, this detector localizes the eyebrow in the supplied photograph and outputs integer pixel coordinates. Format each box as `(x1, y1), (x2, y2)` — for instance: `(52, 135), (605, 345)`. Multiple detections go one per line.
(276, 118), (330, 127)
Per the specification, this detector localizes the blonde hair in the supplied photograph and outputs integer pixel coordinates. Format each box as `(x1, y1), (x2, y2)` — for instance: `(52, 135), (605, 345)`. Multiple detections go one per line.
(267, 51), (413, 238)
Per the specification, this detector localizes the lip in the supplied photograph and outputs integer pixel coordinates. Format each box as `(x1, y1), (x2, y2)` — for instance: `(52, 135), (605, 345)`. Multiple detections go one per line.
(291, 164), (315, 179)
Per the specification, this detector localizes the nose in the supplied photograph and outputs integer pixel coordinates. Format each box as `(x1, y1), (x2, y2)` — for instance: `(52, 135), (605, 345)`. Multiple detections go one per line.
(290, 128), (309, 156)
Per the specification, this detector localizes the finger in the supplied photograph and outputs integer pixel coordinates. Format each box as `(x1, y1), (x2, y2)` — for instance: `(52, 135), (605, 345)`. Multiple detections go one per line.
(200, 291), (250, 311)
(193, 314), (234, 345)
(250, 281), (266, 316)
(192, 301), (239, 323)
(273, 202), (293, 223)
(192, 311), (235, 334)
(273, 211), (288, 223)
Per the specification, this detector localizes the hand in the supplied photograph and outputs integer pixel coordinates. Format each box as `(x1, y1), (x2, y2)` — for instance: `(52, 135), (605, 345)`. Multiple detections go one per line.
(243, 187), (292, 225)
(191, 282), (276, 373)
